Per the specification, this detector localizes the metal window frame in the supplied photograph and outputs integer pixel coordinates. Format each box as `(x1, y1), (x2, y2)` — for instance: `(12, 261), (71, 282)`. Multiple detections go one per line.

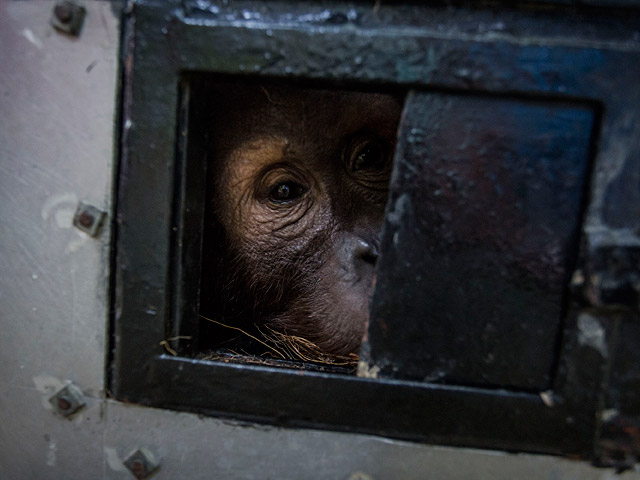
(112, 0), (640, 459)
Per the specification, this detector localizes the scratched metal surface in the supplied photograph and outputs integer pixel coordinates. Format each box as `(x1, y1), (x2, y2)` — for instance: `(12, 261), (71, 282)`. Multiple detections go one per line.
(104, 399), (640, 480)
(0, 0), (116, 393)
(367, 94), (595, 389)
(0, 1), (639, 479)
(0, 1), (118, 477)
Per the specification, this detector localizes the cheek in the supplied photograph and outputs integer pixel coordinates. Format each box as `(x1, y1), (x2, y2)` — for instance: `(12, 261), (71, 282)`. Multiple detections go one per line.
(232, 200), (334, 275)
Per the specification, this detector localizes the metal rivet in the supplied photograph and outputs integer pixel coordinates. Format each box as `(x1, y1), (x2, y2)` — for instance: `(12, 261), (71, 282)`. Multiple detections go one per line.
(49, 383), (85, 417)
(51, 1), (86, 37)
(124, 449), (160, 479)
(72, 202), (106, 237)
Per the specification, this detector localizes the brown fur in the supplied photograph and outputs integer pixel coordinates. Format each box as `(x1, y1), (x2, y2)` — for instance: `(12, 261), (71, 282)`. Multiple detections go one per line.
(199, 83), (402, 356)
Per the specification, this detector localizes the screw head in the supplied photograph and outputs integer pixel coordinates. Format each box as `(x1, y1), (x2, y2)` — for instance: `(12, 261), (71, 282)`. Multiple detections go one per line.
(49, 383), (85, 417)
(72, 202), (106, 237)
(77, 210), (95, 229)
(50, 1), (86, 36)
(124, 449), (159, 479)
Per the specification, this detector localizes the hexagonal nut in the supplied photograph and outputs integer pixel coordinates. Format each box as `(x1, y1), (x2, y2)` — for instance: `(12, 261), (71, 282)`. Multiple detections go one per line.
(124, 448), (160, 479)
(72, 202), (106, 237)
(51, 1), (86, 36)
(49, 383), (85, 417)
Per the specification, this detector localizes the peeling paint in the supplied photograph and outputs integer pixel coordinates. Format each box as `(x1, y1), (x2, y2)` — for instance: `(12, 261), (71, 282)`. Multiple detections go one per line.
(41, 193), (79, 228)
(577, 314), (608, 357)
(33, 375), (66, 412)
(66, 236), (90, 253)
(357, 361), (380, 379)
(601, 409), (620, 422)
(22, 28), (43, 49)
(539, 390), (554, 407)
(105, 447), (127, 472)
(32, 374), (65, 395)
(46, 439), (57, 467)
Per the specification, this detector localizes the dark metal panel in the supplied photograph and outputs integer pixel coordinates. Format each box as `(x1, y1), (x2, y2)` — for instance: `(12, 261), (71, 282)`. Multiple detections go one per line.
(138, 355), (593, 456)
(104, 399), (631, 480)
(553, 311), (618, 442)
(167, 79), (208, 356)
(112, 5), (182, 396)
(170, 18), (634, 97)
(607, 318), (640, 419)
(363, 92), (595, 389)
(111, 0), (640, 462)
(181, 0), (640, 31)
(598, 314), (640, 467)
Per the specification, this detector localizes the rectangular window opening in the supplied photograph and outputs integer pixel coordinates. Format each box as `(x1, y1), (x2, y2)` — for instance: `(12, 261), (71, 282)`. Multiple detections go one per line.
(170, 75), (596, 387)
(178, 76), (406, 375)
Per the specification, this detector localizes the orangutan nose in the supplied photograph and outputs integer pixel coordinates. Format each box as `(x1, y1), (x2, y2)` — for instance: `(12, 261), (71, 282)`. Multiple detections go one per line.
(353, 236), (379, 266)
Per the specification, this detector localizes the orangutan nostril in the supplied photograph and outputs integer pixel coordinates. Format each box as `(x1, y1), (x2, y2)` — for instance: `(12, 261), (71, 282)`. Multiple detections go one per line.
(354, 238), (379, 266)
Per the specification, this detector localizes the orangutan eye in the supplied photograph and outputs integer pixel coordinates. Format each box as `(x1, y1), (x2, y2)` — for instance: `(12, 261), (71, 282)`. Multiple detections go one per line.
(268, 181), (307, 203)
(351, 140), (387, 172)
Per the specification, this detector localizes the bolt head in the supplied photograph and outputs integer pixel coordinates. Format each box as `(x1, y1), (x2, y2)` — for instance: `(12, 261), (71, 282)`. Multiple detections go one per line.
(73, 202), (106, 237)
(50, 1), (86, 36)
(124, 449), (159, 479)
(49, 383), (85, 417)
(77, 210), (95, 228)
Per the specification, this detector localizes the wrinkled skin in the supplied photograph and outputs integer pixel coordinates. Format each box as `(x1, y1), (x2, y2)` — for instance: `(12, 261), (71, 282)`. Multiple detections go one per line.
(201, 83), (402, 355)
